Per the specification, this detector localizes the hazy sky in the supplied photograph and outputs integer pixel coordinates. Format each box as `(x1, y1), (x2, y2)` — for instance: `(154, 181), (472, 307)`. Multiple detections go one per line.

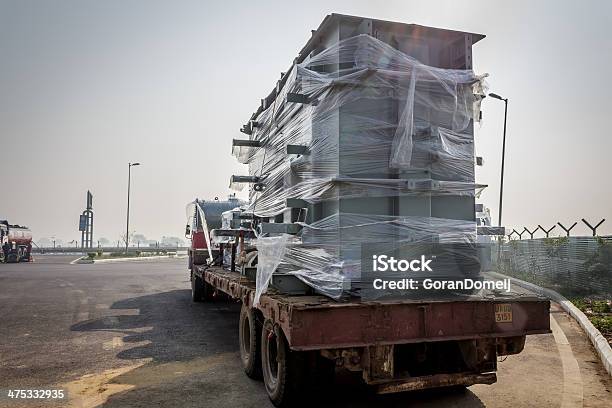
(1, 0), (611, 243)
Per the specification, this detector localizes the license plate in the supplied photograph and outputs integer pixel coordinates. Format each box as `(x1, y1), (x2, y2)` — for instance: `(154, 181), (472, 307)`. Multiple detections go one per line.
(495, 304), (513, 323)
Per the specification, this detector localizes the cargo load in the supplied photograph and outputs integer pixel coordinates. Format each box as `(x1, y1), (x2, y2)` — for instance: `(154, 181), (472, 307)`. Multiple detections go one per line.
(229, 14), (491, 303)
(185, 16), (550, 406)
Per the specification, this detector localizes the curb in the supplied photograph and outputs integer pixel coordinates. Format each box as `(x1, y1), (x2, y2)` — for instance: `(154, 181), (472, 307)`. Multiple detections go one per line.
(70, 255), (186, 264)
(92, 255), (175, 263)
(488, 271), (612, 376)
(70, 257), (92, 265)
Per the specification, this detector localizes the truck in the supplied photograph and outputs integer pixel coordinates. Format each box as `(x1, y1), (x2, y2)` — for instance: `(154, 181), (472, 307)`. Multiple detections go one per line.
(1, 220), (33, 263)
(187, 14), (551, 407)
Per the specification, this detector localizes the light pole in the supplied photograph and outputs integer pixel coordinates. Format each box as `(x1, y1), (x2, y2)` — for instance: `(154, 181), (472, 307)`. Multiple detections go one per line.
(126, 162), (141, 254)
(489, 93), (508, 227)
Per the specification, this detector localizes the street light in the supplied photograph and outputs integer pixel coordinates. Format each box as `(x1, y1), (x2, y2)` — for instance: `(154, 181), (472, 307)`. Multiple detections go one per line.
(126, 162), (141, 254)
(489, 93), (508, 227)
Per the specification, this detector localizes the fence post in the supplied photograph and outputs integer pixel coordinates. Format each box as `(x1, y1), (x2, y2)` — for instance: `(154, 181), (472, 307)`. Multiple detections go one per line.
(537, 224), (556, 238)
(557, 221), (577, 237)
(524, 227), (537, 239)
(581, 218), (605, 237)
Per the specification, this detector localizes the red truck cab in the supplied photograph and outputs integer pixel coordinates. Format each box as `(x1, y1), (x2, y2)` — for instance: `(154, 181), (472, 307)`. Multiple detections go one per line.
(186, 197), (243, 270)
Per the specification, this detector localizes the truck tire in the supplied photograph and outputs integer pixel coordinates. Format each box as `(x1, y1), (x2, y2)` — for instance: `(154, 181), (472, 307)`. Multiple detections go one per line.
(261, 320), (304, 407)
(239, 304), (262, 379)
(192, 269), (215, 302)
(191, 270), (204, 302)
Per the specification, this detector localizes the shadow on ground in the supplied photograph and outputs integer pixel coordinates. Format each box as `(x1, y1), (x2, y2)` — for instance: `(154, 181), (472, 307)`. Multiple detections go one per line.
(71, 290), (485, 408)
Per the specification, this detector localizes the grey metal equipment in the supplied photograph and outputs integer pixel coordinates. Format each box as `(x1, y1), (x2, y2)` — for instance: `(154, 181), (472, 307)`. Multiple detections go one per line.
(236, 14), (482, 218)
(269, 274), (311, 295)
(228, 14), (487, 297)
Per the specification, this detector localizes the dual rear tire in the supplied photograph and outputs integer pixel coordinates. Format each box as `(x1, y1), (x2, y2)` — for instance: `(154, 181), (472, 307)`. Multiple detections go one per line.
(260, 319), (303, 406)
(239, 305), (334, 407)
(239, 304), (262, 379)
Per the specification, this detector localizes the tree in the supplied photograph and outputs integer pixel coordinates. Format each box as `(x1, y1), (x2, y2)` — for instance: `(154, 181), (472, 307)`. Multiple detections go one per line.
(132, 233), (147, 244)
(37, 237), (52, 247)
(121, 231), (135, 247)
(161, 236), (184, 247)
(98, 237), (110, 247)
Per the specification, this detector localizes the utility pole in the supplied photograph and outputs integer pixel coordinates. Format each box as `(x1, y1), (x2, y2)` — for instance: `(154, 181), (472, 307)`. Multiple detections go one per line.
(489, 93), (508, 227)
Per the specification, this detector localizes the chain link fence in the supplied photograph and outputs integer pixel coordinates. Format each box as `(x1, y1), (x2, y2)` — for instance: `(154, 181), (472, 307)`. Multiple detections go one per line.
(491, 236), (612, 299)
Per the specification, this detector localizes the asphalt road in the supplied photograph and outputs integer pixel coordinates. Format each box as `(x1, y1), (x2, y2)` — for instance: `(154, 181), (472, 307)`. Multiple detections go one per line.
(0, 255), (610, 408)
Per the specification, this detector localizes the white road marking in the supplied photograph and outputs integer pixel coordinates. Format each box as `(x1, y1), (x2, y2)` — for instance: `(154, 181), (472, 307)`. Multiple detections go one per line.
(102, 337), (124, 350)
(550, 314), (584, 407)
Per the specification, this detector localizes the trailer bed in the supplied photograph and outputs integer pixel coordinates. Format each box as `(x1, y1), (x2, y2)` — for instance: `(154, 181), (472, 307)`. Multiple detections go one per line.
(196, 265), (551, 351)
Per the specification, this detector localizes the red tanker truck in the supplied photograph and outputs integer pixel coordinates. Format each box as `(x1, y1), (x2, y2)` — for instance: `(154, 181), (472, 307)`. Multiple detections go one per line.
(1, 220), (33, 263)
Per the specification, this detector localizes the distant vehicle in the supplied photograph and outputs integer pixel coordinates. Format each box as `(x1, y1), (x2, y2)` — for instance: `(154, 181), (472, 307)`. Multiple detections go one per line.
(0, 220), (33, 263)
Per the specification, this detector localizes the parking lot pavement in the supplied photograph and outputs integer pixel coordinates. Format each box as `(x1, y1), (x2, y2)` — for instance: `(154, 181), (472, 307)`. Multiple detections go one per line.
(0, 257), (610, 407)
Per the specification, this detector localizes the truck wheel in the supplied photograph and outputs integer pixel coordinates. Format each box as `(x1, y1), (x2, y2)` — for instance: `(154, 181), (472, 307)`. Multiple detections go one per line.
(261, 320), (304, 407)
(239, 304), (262, 379)
(191, 271), (204, 302)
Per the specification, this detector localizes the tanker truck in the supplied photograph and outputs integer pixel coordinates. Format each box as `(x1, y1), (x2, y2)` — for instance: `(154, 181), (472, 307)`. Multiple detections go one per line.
(0, 220), (33, 263)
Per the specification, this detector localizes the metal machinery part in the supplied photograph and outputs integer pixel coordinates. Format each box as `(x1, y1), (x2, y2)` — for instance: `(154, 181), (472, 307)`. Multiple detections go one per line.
(228, 13), (487, 298)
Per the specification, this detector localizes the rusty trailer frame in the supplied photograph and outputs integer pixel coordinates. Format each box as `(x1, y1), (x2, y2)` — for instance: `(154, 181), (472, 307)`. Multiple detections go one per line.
(198, 265), (550, 351)
(196, 265), (550, 392)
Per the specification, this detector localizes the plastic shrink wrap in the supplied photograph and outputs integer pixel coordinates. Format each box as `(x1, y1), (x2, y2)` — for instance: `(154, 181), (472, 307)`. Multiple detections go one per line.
(228, 15), (492, 304)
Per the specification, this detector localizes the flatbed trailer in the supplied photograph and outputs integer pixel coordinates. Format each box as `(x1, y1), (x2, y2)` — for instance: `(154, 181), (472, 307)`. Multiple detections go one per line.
(192, 264), (550, 405)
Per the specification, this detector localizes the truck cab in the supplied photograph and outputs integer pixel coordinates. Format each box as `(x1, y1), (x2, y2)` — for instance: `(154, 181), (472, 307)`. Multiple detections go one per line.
(185, 196), (244, 270)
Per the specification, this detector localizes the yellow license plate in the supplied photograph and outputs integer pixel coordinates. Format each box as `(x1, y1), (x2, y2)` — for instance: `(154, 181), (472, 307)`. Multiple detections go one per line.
(495, 304), (513, 323)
